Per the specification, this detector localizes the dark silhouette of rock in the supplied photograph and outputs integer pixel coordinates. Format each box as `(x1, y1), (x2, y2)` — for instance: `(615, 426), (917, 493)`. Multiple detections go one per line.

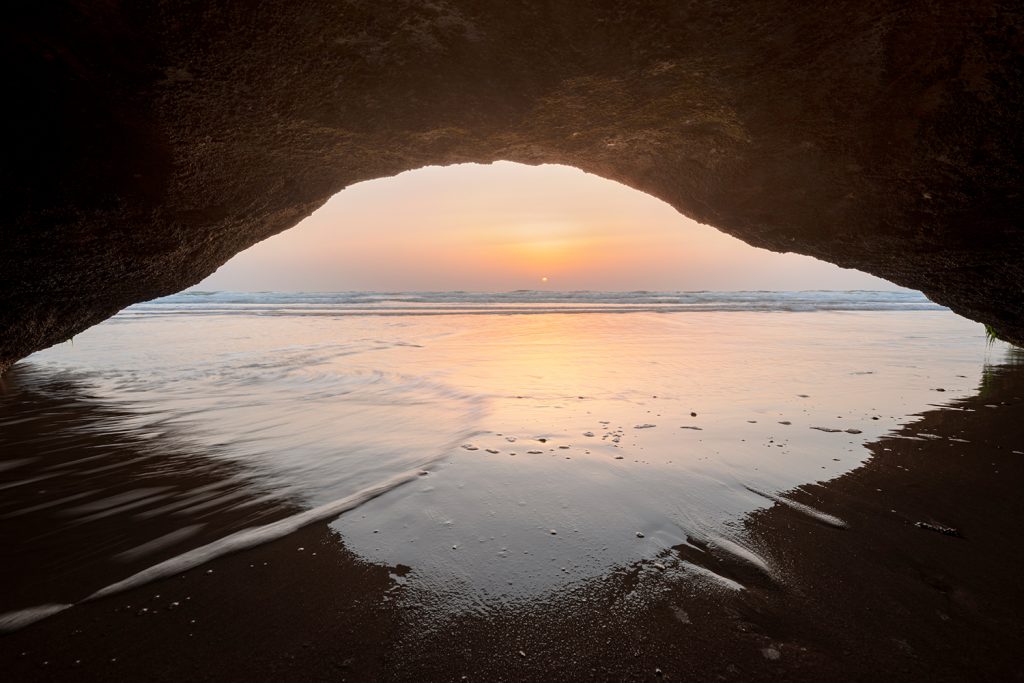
(2, 2), (1022, 371)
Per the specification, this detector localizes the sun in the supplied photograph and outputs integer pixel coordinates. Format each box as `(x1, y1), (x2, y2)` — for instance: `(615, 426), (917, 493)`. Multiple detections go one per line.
(541, 276), (548, 283)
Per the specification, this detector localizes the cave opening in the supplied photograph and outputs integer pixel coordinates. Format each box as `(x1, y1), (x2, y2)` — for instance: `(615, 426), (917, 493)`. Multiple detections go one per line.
(195, 161), (899, 295)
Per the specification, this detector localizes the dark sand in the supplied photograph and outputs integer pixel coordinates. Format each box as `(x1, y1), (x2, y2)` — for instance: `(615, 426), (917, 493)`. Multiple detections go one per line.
(3, 355), (1024, 681)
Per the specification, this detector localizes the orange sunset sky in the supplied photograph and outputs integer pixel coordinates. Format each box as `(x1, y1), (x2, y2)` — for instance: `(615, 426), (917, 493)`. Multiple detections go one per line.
(195, 162), (901, 292)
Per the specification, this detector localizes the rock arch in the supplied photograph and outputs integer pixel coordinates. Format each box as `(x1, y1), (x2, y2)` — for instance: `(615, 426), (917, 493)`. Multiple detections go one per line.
(3, 1), (1022, 371)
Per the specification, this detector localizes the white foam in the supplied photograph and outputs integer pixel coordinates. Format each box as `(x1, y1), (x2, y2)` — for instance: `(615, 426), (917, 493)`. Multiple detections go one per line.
(707, 535), (777, 578)
(0, 603), (72, 634)
(746, 486), (848, 529)
(679, 561), (745, 592)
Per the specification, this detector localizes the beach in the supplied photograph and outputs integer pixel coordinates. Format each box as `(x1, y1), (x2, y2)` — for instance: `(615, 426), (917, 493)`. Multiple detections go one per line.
(1, 292), (1021, 680)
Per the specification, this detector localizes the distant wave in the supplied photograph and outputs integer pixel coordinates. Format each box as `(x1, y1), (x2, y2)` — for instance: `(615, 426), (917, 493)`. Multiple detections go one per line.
(121, 290), (944, 318)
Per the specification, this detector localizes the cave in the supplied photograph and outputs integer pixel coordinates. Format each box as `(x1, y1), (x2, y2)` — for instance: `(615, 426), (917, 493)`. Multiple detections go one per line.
(2, 1), (1021, 372)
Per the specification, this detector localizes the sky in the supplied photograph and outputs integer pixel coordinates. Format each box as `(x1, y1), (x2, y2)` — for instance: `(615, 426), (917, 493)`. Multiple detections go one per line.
(195, 162), (902, 292)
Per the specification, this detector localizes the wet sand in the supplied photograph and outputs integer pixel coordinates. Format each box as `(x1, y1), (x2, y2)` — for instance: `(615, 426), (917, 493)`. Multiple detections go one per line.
(3, 354), (1023, 681)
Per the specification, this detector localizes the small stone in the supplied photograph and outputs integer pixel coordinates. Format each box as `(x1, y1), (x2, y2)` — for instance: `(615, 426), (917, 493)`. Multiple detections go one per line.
(636, 532), (645, 538)
(583, 431), (595, 437)
(519, 650), (527, 658)
(690, 411), (698, 417)
(844, 428), (862, 434)
(549, 529), (557, 535)
(762, 647), (781, 661)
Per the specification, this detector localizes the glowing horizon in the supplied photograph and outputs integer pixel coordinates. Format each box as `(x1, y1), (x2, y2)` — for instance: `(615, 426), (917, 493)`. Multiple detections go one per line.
(194, 162), (905, 293)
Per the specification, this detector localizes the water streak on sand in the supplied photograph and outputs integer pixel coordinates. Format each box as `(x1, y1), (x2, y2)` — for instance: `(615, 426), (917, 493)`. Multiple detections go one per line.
(0, 468), (424, 633)
(746, 487), (849, 529)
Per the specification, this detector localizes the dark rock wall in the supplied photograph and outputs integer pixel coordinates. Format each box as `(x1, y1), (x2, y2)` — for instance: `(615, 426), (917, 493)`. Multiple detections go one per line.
(2, 1), (1022, 371)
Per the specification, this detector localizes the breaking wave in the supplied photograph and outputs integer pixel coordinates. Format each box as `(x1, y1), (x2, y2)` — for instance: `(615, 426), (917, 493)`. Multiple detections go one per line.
(122, 290), (941, 318)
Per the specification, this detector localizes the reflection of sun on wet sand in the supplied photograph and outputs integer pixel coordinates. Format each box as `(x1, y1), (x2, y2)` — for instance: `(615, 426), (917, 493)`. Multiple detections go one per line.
(3, 356), (1023, 680)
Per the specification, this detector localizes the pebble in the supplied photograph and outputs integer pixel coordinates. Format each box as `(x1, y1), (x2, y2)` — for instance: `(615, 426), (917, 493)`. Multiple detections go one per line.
(634, 424), (656, 429)
(690, 411), (698, 417)
(762, 647), (781, 661)
(486, 449), (499, 454)
(583, 431), (595, 437)
(636, 532), (645, 538)
(549, 529), (557, 535)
